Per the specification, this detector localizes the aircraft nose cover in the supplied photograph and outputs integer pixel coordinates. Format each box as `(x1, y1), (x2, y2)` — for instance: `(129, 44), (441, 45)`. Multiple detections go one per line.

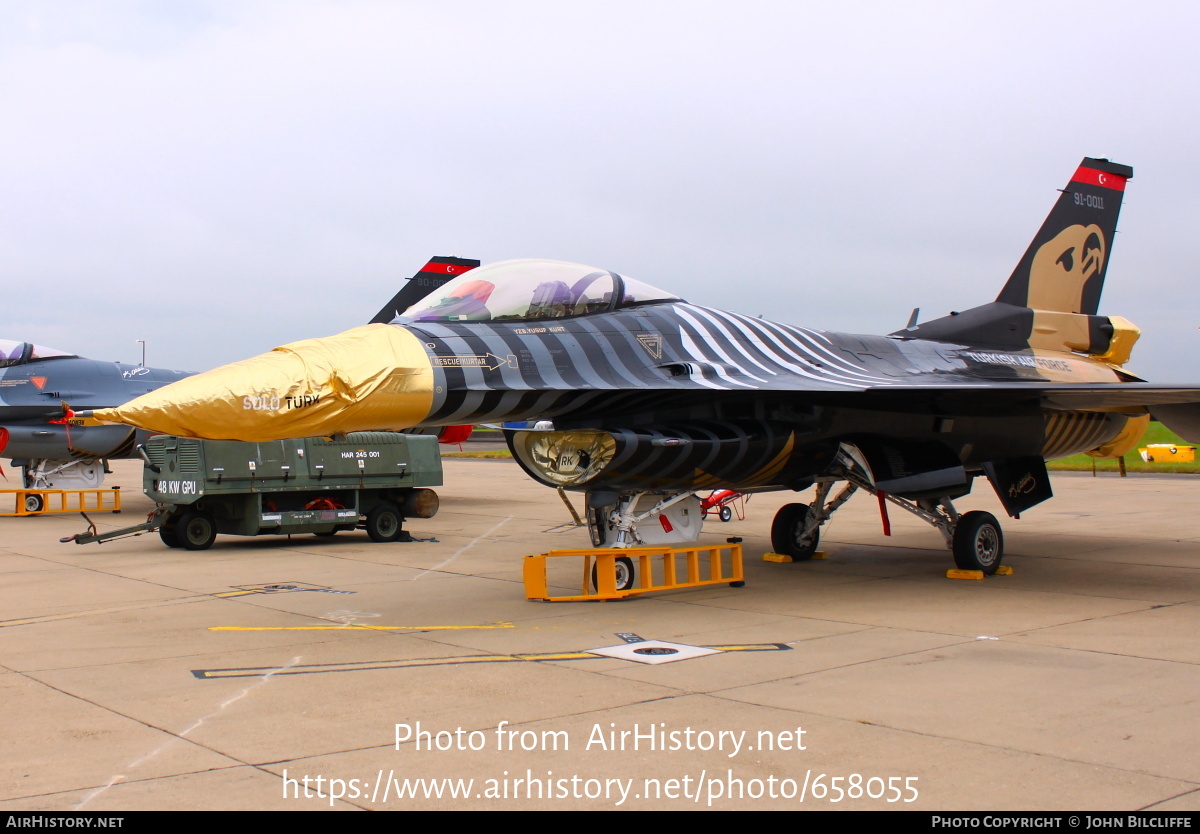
(90, 325), (435, 441)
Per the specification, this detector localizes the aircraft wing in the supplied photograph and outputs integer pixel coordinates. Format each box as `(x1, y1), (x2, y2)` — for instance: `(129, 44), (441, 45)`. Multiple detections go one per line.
(793, 382), (1200, 410)
(776, 383), (1200, 441)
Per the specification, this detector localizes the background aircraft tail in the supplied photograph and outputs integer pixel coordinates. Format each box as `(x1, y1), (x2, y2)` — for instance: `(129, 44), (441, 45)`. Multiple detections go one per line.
(375, 255), (481, 446)
(369, 256), (480, 324)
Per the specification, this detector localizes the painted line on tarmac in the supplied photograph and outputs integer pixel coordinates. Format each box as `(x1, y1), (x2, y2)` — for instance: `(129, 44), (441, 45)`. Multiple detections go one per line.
(0, 598), (201, 628)
(192, 643), (790, 679)
(77, 656), (301, 810)
(410, 515), (513, 580)
(209, 622), (515, 632)
(1, 583), (356, 628)
(213, 587), (353, 598)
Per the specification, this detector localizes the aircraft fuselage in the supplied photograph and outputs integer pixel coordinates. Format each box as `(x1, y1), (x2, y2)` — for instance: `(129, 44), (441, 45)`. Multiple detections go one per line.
(404, 302), (1131, 493)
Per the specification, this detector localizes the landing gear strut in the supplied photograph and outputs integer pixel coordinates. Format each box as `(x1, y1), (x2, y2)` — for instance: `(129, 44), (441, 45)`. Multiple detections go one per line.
(23, 458), (105, 490)
(769, 478), (858, 561)
(587, 491), (704, 549)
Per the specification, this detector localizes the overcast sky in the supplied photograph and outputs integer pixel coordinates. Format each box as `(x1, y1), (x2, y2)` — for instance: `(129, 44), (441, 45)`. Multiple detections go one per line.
(3, 0), (1198, 381)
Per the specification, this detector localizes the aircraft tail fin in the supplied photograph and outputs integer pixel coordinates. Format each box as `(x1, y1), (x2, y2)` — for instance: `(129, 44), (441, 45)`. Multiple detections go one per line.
(369, 256), (480, 324)
(996, 157), (1132, 315)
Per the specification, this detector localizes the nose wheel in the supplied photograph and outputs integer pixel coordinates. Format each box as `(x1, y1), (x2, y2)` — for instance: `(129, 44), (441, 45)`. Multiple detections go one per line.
(591, 555), (636, 592)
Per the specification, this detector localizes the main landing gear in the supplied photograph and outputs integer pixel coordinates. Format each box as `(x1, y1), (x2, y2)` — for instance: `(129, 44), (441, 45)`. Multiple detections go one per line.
(769, 451), (1006, 575)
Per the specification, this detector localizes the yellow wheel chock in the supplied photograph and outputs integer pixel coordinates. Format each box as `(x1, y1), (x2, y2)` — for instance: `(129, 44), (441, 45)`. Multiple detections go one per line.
(946, 565), (1014, 580)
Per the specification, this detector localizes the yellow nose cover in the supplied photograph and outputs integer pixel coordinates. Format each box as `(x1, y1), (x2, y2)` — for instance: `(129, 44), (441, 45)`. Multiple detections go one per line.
(92, 324), (435, 441)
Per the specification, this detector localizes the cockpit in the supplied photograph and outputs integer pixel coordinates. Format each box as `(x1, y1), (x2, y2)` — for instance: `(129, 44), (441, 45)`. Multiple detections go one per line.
(0, 340), (76, 368)
(400, 259), (683, 323)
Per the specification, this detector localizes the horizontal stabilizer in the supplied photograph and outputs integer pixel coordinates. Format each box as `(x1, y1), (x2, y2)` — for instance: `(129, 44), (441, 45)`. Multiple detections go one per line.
(1149, 404), (1200, 444)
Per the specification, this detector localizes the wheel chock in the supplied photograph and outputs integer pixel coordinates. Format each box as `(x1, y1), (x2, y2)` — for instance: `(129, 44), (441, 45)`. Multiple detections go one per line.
(945, 566), (1014, 580)
(764, 551), (826, 563)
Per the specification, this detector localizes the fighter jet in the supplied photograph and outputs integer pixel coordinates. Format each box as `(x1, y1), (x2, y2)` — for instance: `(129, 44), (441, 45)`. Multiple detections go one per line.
(4, 256), (479, 505)
(87, 159), (1200, 575)
(0, 340), (192, 500)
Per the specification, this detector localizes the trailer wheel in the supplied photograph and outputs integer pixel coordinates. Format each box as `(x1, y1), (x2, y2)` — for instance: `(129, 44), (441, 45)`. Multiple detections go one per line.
(365, 503), (403, 543)
(719, 505), (733, 522)
(158, 522), (182, 548)
(177, 510), (217, 551)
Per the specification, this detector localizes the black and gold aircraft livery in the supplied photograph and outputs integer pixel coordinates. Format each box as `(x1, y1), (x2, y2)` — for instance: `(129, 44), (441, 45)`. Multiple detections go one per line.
(88, 158), (1200, 575)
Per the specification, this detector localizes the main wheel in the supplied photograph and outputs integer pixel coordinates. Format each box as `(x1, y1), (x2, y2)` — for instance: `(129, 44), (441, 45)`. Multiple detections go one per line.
(592, 555), (636, 592)
(365, 503), (403, 543)
(719, 505), (733, 522)
(952, 511), (1003, 574)
(23, 493), (44, 514)
(771, 503), (819, 560)
(176, 510), (216, 551)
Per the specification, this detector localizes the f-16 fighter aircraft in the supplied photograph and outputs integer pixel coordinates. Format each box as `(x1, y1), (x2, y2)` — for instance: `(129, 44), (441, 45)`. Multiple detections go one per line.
(4, 256), (478, 503)
(0, 340), (192, 498)
(87, 159), (1200, 575)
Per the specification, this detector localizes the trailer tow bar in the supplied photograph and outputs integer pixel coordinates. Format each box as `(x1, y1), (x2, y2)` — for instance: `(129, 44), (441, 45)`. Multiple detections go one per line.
(62, 506), (173, 545)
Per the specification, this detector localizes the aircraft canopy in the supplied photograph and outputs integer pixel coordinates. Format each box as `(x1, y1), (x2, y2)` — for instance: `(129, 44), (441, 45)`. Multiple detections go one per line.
(0, 340), (76, 368)
(402, 258), (682, 323)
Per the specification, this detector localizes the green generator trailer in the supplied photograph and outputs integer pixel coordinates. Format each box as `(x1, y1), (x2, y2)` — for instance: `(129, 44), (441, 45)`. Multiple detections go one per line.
(65, 432), (442, 550)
